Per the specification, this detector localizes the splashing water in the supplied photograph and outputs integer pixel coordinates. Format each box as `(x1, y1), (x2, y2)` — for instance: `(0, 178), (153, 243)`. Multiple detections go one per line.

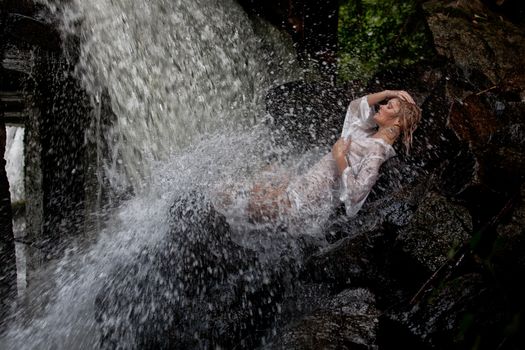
(3, 130), (299, 349)
(2, 0), (326, 348)
(42, 0), (299, 194)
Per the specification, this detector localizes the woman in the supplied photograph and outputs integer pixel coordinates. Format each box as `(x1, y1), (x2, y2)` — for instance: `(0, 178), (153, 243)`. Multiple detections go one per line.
(217, 90), (421, 231)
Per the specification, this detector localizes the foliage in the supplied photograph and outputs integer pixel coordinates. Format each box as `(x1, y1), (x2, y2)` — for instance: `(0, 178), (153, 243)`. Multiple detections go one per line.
(337, 0), (432, 82)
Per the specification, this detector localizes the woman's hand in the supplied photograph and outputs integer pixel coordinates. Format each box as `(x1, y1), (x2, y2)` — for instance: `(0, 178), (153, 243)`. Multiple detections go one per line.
(332, 138), (351, 176)
(367, 90), (415, 106)
(387, 90), (415, 104)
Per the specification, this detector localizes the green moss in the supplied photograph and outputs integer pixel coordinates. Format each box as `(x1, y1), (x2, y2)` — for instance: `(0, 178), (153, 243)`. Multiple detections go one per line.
(337, 0), (433, 82)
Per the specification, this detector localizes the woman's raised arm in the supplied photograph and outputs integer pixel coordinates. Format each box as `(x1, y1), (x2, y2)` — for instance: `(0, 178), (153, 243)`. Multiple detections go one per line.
(366, 90), (415, 106)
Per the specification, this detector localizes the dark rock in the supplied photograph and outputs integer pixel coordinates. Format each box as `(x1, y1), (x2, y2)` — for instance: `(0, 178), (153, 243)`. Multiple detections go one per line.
(267, 288), (379, 350)
(96, 192), (292, 349)
(482, 0), (525, 26)
(492, 184), (525, 294)
(265, 80), (350, 153)
(386, 273), (507, 349)
(423, 0), (525, 92)
(238, 0), (339, 78)
(303, 231), (381, 288)
(396, 192), (472, 273)
(448, 94), (525, 193)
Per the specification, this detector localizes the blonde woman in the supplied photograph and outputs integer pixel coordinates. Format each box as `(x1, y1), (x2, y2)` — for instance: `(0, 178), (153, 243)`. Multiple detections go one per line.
(218, 90), (422, 230)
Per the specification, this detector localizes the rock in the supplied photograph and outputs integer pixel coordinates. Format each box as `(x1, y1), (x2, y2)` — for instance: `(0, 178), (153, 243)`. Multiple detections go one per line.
(492, 184), (525, 294)
(423, 0), (525, 92)
(95, 192), (294, 349)
(448, 93), (525, 193)
(396, 192), (472, 272)
(267, 288), (379, 350)
(386, 273), (506, 349)
(265, 80), (349, 152)
(303, 230), (382, 287)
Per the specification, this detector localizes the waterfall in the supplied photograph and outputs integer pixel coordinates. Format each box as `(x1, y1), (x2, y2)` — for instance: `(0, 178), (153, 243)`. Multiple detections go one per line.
(42, 0), (299, 195)
(2, 0), (313, 349)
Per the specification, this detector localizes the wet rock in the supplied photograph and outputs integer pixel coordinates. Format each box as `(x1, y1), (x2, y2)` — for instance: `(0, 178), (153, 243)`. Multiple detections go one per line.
(265, 80), (349, 152)
(447, 93), (525, 193)
(492, 184), (525, 294)
(267, 288), (379, 350)
(303, 231), (382, 287)
(385, 274), (504, 349)
(386, 273), (507, 349)
(95, 192), (290, 349)
(396, 192), (472, 273)
(423, 0), (525, 92)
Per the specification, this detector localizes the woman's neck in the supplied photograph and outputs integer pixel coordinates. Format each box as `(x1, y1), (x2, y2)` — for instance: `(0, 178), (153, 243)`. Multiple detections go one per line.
(372, 126), (399, 145)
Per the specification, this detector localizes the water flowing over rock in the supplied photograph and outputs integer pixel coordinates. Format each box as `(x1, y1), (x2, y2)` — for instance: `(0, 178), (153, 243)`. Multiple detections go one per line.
(96, 192), (288, 349)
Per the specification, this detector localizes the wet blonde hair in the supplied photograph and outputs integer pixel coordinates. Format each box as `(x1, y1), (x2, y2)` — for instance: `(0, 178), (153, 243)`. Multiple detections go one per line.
(394, 99), (422, 154)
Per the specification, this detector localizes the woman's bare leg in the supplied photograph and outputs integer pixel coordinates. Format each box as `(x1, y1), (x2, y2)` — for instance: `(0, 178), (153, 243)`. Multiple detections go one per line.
(247, 173), (291, 223)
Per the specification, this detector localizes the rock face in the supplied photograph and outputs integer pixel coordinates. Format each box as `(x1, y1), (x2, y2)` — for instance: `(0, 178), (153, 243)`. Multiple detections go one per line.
(396, 192), (472, 272)
(268, 288), (379, 350)
(423, 0), (525, 193)
(237, 0), (340, 77)
(423, 0), (525, 90)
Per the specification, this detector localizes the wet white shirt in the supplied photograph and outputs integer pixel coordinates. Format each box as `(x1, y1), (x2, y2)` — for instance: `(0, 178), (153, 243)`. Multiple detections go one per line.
(287, 96), (396, 220)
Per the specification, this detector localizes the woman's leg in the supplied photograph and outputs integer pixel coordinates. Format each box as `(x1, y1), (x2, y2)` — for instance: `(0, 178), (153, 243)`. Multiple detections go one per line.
(247, 176), (291, 223)
(211, 166), (291, 223)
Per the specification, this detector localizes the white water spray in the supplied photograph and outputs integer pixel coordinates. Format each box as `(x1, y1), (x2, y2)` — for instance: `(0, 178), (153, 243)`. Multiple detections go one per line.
(43, 0), (299, 194)
(3, 0), (311, 348)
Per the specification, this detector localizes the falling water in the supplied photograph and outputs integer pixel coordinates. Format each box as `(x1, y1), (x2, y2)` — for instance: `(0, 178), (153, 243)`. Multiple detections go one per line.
(2, 0), (321, 349)
(43, 0), (299, 194)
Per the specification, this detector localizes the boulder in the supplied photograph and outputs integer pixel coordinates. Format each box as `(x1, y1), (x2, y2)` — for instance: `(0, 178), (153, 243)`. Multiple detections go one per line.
(423, 0), (525, 92)
(95, 192), (289, 349)
(303, 230), (382, 287)
(396, 192), (472, 273)
(267, 288), (379, 350)
(386, 273), (506, 349)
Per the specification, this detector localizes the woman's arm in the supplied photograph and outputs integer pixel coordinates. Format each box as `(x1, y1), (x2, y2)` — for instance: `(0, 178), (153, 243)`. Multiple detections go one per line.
(366, 90), (415, 106)
(340, 152), (386, 217)
(332, 138), (351, 176)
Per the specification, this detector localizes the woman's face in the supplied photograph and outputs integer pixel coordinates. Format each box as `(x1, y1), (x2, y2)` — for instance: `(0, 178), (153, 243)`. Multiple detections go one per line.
(374, 98), (401, 127)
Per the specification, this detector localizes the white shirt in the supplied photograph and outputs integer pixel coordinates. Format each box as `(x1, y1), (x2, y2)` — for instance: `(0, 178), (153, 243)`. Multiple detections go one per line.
(287, 96), (396, 220)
